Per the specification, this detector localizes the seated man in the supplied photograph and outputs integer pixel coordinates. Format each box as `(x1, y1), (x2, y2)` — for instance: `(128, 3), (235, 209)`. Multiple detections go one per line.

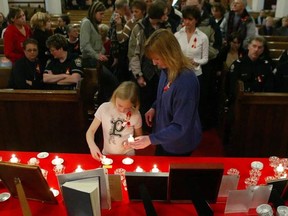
(44, 34), (83, 90)
(9, 38), (44, 89)
(228, 35), (274, 102)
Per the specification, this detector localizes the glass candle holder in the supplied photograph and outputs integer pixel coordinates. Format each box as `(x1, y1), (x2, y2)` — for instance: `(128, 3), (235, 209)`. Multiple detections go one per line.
(53, 164), (65, 175)
(227, 168), (240, 176)
(114, 168), (127, 190)
(249, 169), (262, 181)
(244, 177), (258, 188)
(269, 156), (280, 168)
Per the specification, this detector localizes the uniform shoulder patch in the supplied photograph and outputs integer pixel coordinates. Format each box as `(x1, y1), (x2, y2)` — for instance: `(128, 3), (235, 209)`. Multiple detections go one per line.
(74, 58), (82, 67)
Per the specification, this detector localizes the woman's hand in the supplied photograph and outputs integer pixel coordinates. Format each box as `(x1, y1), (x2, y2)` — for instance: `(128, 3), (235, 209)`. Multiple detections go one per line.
(129, 135), (151, 149)
(137, 76), (146, 87)
(145, 108), (155, 127)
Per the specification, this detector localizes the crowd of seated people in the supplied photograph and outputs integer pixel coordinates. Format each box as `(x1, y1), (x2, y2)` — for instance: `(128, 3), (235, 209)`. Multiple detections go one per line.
(1, 0), (288, 146)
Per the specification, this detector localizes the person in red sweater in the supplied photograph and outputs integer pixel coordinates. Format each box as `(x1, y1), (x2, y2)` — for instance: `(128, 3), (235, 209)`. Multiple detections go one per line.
(4, 7), (32, 63)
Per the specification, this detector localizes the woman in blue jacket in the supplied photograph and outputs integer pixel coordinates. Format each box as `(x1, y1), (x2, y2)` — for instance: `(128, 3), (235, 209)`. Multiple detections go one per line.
(129, 29), (202, 156)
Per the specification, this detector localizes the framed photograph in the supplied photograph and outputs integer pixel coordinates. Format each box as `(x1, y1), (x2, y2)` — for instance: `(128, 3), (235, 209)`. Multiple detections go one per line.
(168, 163), (224, 203)
(125, 172), (169, 201)
(0, 161), (57, 204)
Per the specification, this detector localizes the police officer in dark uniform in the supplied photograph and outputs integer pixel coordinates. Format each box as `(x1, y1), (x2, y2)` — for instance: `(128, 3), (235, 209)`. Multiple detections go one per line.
(9, 38), (44, 89)
(44, 34), (83, 90)
(228, 36), (274, 102)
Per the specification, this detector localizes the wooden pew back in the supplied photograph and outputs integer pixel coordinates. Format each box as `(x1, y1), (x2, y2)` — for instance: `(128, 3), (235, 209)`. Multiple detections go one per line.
(227, 81), (288, 157)
(269, 49), (284, 61)
(267, 41), (288, 50)
(0, 68), (11, 89)
(264, 36), (288, 43)
(0, 89), (89, 153)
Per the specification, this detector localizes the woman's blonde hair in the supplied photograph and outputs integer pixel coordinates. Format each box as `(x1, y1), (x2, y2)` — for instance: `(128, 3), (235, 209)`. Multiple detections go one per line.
(30, 12), (50, 30)
(110, 81), (140, 110)
(144, 29), (192, 82)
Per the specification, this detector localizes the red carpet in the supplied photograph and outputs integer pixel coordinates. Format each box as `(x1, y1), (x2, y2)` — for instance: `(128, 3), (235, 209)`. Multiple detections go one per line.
(136, 128), (224, 157)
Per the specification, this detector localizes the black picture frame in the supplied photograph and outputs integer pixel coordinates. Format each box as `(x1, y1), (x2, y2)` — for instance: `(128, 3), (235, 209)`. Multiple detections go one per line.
(125, 172), (169, 201)
(168, 163), (224, 203)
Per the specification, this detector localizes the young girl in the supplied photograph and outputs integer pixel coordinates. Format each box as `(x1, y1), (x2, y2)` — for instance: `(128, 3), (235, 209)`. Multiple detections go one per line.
(86, 81), (142, 161)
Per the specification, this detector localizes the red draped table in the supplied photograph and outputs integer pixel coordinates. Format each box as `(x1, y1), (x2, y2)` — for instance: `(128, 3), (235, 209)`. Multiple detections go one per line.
(0, 151), (278, 215)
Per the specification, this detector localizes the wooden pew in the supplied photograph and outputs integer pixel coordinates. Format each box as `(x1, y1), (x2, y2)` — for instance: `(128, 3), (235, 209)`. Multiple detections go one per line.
(264, 36), (288, 43)
(0, 68), (11, 89)
(0, 88), (90, 153)
(267, 41), (288, 50)
(225, 81), (288, 157)
(269, 49), (285, 62)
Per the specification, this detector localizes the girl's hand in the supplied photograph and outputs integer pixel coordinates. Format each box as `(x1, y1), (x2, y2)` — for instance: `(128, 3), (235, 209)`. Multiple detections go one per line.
(89, 144), (102, 161)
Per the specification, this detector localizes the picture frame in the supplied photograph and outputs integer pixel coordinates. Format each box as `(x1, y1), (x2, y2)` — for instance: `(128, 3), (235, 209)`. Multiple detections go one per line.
(0, 161), (57, 204)
(125, 172), (169, 201)
(168, 163), (224, 203)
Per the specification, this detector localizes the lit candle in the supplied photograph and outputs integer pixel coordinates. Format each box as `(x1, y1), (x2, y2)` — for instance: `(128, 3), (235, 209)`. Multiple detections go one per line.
(275, 164), (286, 178)
(53, 156), (62, 165)
(151, 164), (159, 173)
(135, 166), (144, 172)
(75, 165), (84, 173)
(128, 134), (135, 143)
(10, 154), (19, 163)
(276, 164), (285, 173)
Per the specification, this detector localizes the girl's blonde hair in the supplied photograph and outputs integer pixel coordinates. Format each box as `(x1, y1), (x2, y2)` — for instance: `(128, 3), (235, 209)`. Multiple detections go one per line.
(30, 12), (50, 30)
(110, 81), (140, 110)
(144, 29), (193, 82)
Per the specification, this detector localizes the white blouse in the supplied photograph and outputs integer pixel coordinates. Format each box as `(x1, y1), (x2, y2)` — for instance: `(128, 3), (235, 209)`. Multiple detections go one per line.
(175, 27), (209, 76)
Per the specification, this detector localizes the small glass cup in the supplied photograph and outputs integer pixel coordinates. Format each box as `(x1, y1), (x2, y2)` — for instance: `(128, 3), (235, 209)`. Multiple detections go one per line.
(280, 158), (288, 169)
(269, 156), (280, 168)
(277, 205), (288, 216)
(256, 204), (273, 216)
(244, 177), (258, 188)
(53, 164), (65, 175)
(227, 168), (240, 176)
(114, 168), (127, 190)
(249, 169), (262, 180)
